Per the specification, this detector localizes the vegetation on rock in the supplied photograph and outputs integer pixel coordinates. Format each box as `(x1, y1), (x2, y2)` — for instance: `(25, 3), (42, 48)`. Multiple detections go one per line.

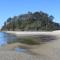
(1, 11), (60, 31)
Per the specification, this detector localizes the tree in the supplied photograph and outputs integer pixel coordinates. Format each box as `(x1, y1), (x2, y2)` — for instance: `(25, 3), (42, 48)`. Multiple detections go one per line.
(1, 11), (60, 31)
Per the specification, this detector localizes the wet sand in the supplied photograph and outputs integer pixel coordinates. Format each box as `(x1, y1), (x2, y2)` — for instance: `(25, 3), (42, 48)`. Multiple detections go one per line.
(1, 31), (60, 60)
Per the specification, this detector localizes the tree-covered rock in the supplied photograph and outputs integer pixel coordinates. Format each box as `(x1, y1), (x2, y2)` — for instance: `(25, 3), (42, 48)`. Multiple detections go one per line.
(1, 11), (60, 31)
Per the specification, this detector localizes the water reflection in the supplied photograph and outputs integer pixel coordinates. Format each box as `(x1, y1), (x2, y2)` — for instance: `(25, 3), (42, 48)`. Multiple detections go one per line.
(15, 48), (27, 52)
(0, 32), (16, 46)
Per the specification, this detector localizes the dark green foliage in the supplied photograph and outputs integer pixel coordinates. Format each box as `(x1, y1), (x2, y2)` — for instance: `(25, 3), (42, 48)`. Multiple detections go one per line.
(1, 11), (60, 31)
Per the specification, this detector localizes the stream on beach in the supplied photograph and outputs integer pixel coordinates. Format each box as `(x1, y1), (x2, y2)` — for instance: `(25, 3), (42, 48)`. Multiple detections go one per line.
(0, 32), (26, 52)
(0, 32), (59, 60)
(0, 32), (56, 50)
(0, 32), (16, 46)
(0, 32), (41, 60)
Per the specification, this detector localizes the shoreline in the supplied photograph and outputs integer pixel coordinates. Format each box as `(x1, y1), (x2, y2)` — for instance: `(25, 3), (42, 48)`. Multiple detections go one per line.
(4, 31), (53, 36)
(0, 31), (60, 60)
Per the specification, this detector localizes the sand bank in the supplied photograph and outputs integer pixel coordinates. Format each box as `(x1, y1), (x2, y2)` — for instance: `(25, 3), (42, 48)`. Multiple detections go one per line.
(1, 30), (60, 60)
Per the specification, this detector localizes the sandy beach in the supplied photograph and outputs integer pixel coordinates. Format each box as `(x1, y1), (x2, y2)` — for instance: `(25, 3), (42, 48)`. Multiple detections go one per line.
(5, 31), (53, 36)
(0, 31), (60, 60)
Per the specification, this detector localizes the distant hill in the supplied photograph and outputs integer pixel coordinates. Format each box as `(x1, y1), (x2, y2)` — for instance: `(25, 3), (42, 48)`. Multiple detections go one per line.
(1, 11), (60, 31)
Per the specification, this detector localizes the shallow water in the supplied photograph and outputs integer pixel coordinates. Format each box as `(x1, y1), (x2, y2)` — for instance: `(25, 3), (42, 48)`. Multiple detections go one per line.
(15, 48), (27, 52)
(0, 32), (16, 46)
(0, 32), (26, 52)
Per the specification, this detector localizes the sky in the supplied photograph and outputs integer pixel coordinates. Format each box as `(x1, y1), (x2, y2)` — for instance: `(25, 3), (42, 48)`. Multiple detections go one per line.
(0, 0), (60, 28)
